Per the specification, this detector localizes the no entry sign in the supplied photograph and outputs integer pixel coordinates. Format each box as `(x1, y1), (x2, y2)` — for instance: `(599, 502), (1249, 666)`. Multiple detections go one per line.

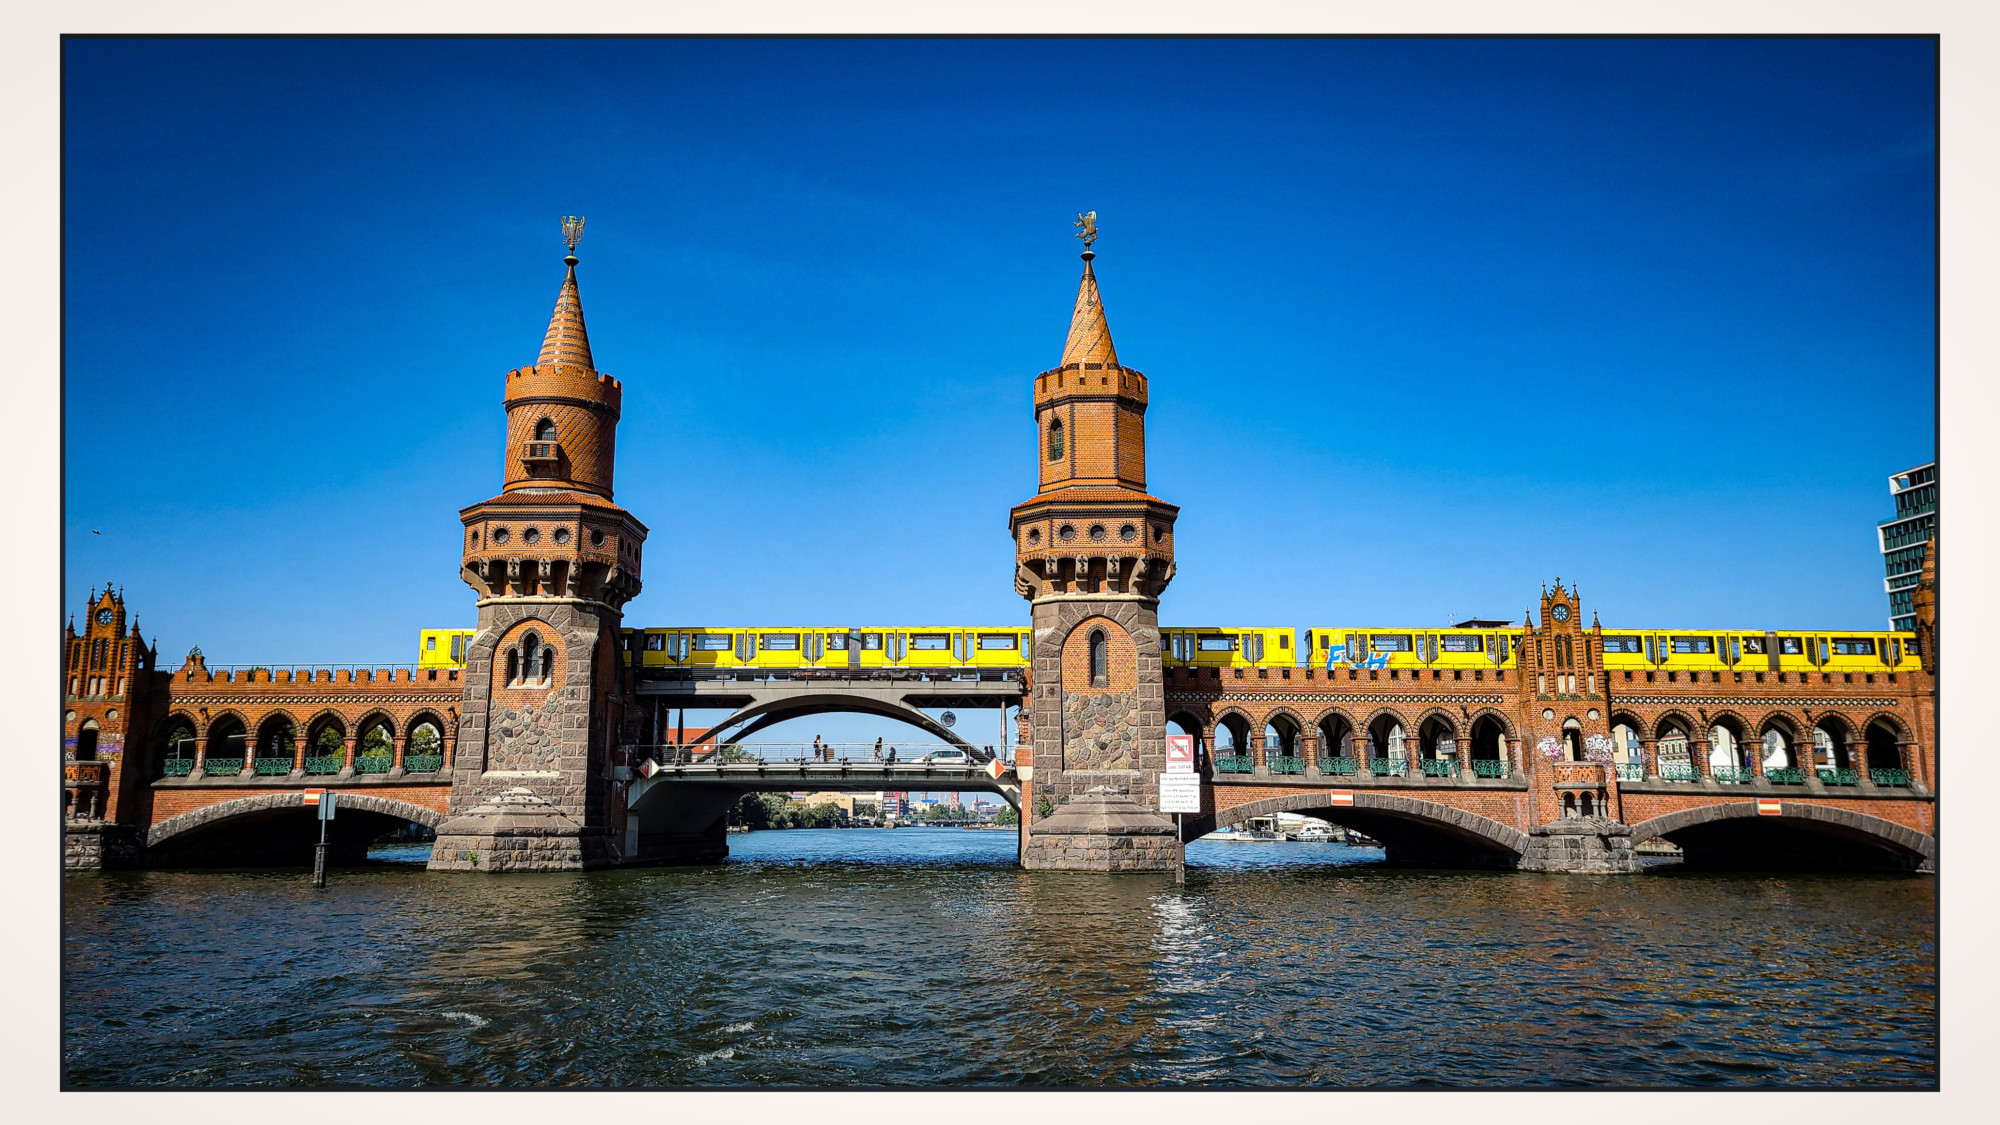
(1165, 734), (1195, 773)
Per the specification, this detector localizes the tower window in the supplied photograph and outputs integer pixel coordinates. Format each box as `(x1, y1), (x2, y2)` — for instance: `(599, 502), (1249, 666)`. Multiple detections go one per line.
(535, 418), (557, 441)
(1047, 418), (1065, 461)
(1089, 629), (1109, 687)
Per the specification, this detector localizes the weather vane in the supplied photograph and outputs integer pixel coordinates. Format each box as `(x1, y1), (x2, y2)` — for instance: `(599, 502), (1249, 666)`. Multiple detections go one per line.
(1074, 210), (1098, 252)
(561, 215), (586, 258)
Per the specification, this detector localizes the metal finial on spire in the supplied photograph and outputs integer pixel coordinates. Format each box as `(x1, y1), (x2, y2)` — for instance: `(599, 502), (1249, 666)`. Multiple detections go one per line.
(561, 215), (586, 262)
(1074, 210), (1098, 257)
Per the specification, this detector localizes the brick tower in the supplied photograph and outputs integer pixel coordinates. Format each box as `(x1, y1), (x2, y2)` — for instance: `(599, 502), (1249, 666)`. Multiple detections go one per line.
(62, 583), (160, 867)
(1011, 215), (1182, 871)
(430, 219), (648, 872)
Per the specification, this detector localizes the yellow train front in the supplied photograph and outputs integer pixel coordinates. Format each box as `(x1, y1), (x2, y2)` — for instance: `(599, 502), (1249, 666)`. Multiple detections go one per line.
(620, 627), (1033, 671)
(1596, 630), (1919, 676)
(1305, 628), (1522, 672)
(417, 628), (478, 669)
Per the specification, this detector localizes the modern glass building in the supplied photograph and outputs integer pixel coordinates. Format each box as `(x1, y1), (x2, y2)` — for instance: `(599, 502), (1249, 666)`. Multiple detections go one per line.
(1879, 462), (1936, 631)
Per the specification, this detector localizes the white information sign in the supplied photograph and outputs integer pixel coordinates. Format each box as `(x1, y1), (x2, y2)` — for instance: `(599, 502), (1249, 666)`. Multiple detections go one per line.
(1159, 772), (1203, 814)
(1165, 733), (1195, 773)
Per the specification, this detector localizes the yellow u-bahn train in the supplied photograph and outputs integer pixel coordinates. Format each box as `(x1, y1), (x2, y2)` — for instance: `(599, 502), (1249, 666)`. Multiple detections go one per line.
(416, 624), (1919, 675)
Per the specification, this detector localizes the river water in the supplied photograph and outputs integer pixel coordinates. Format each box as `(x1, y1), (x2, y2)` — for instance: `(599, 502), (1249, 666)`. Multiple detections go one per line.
(63, 828), (1936, 1088)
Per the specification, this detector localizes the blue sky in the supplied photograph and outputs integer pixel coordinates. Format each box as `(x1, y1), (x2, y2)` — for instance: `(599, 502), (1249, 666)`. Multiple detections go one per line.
(64, 37), (1935, 676)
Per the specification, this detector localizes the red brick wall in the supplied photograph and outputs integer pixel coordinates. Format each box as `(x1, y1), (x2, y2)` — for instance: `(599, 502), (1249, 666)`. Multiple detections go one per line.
(1061, 616), (1137, 695)
(148, 782), (453, 826)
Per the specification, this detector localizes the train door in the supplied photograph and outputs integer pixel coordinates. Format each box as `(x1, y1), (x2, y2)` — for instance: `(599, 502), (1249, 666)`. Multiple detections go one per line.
(848, 628), (862, 669)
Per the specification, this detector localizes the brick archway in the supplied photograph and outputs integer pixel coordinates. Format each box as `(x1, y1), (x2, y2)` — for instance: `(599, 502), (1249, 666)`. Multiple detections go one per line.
(146, 792), (445, 849)
(1628, 801), (1935, 871)
(1204, 791), (1529, 860)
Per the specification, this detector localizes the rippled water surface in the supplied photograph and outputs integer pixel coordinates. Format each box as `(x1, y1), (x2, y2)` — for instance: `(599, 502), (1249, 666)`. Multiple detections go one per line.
(64, 829), (1936, 1088)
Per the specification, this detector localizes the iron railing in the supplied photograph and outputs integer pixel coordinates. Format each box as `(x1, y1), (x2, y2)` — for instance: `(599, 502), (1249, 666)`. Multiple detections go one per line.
(1818, 768), (1860, 787)
(1474, 759), (1510, 779)
(161, 758), (194, 777)
(253, 757), (294, 775)
(1765, 767), (1806, 785)
(1871, 768), (1912, 787)
(1709, 766), (1755, 784)
(1318, 756), (1359, 777)
(1213, 754), (1255, 774)
(1615, 763), (1644, 782)
(1658, 761), (1700, 782)
(355, 755), (393, 774)
(1419, 759), (1458, 779)
(628, 742), (1001, 766)
(1268, 756), (1305, 775)
(1370, 759), (1408, 778)
(405, 755), (445, 773)
(202, 758), (245, 776)
(303, 755), (345, 775)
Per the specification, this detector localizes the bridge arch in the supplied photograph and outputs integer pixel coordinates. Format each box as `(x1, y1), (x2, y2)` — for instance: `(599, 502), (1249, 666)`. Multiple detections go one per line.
(145, 792), (444, 867)
(700, 691), (979, 751)
(1203, 791), (1527, 869)
(1628, 802), (1934, 872)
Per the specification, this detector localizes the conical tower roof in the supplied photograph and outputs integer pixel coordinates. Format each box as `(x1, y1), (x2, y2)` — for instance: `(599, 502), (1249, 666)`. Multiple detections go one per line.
(537, 257), (595, 371)
(1061, 254), (1118, 368)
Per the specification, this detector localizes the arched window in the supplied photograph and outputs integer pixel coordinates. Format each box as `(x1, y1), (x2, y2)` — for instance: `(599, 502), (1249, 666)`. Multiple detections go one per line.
(1047, 417), (1065, 461)
(1088, 629), (1108, 687)
(1580, 791), (1595, 818)
(538, 643), (555, 685)
(76, 720), (99, 761)
(535, 418), (557, 441)
(505, 647), (520, 686)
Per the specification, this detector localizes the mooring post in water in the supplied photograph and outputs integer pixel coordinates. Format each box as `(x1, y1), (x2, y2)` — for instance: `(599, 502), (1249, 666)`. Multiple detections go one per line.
(1175, 813), (1184, 885)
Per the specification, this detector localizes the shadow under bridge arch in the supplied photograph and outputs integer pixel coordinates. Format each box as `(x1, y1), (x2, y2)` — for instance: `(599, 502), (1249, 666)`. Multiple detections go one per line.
(1628, 802), (1935, 873)
(1193, 792), (1529, 870)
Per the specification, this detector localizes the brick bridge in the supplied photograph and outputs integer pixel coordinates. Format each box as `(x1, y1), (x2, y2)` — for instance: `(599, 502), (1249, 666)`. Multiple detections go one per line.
(61, 224), (1940, 876)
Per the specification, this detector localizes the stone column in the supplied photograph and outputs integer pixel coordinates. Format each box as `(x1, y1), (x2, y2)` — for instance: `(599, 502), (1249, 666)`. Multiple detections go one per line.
(1403, 734), (1420, 778)
(340, 733), (358, 778)
(1848, 737), (1870, 778)
(442, 727), (458, 773)
(1302, 731), (1320, 778)
(389, 731), (408, 778)
(1252, 730), (1268, 777)
(1745, 731), (1765, 779)
(190, 725), (209, 780)
(1454, 734), (1472, 779)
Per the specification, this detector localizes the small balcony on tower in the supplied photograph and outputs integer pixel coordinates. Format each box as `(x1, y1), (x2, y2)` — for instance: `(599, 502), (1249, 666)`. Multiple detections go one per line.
(521, 440), (563, 473)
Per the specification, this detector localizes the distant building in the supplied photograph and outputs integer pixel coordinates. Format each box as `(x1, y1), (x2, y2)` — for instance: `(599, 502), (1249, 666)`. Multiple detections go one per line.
(1879, 462), (1937, 631)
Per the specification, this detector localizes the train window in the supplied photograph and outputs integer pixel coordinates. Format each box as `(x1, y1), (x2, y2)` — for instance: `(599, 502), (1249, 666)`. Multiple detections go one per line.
(645, 634), (666, 651)
(451, 636), (464, 662)
(826, 633), (849, 650)
(426, 636), (438, 651)
(1832, 638), (1876, 656)
(761, 633), (800, 651)
(693, 634), (732, 651)
(911, 634), (949, 650)
(1277, 634), (1289, 649)
(1197, 635), (1235, 651)
(860, 633), (883, 650)
(977, 634), (1018, 650)
(1742, 637), (1766, 654)
(1670, 637), (1714, 654)
(1371, 634), (1412, 652)
(1442, 635), (1483, 653)
(1601, 636), (1642, 654)
(1778, 637), (1803, 655)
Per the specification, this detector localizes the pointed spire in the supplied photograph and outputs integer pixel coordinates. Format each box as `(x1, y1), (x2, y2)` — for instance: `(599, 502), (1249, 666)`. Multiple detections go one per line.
(536, 257), (595, 372)
(1061, 223), (1118, 368)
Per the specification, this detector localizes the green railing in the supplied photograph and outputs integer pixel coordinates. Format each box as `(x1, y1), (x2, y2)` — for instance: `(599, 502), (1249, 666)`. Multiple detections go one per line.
(253, 757), (295, 775)
(1658, 761), (1700, 782)
(1214, 754), (1255, 774)
(404, 754), (445, 773)
(1318, 756), (1359, 777)
(1473, 759), (1509, 779)
(304, 755), (345, 775)
(162, 758), (194, 777)
(1709, 766), (1755, 784)
(1871, 768), (1912, 788)
(1419, 759), (1458, 779)
(1269, 755), (1305, 775)
(355, 755), (393, 774)
(1818, 768), (1860, 787)
(1368, 759), (1408, 778)
(202, 758), (244, 776)
(1615, 763), (1643, 782)
(1765, 767), (1806, 785)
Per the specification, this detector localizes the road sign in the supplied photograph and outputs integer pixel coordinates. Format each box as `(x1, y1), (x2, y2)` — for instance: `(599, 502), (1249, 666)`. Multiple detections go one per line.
(1159, 772), (1202, 813)
(1165, 733), (1194, 773)
(318, 792), (337, 821)
(1326, 790), (1355, 806)
(640, 758), (661, 778)
(986, 758), (1007, 780)
(1756, 799), (1783, 816)
(941, 710), (957, 728)
(302, 789), (325, 805)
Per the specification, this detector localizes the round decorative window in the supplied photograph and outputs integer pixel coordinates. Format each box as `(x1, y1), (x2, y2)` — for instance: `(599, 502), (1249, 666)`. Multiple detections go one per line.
(1027, 528), (1042, 545)
(553, 527), (571, 545)
(1542, 708), (1556, 720)
(590, 529), (606, 547)
(1551, 603), (1571, 622)
(64, 710), (76, 724)
(522, 527), (541, 545)
(107, 709), (119, 721)
(491, 527), (511, 545)
(1119, 524), (1137, 542)
(1088, 524), (1106, 542)
(1057, 524), (1075, 542)
(1587, 708), (1601, 721)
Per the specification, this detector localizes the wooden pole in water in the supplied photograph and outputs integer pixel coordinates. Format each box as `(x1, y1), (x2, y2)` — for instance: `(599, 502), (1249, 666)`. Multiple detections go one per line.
(1175, 813), (1185, 885)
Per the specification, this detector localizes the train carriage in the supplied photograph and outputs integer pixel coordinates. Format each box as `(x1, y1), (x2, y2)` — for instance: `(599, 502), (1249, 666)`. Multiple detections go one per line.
(417, 629), (478, 669)
(1598, 630), (1919, 675)
(1305, 628), (1521, 672)
(620, 627), (1033, 671)
(1160, 627), (1295, 670)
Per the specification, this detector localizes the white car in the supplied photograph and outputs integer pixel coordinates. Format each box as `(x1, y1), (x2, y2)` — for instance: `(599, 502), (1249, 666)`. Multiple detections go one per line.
(918, 749), (972, 765)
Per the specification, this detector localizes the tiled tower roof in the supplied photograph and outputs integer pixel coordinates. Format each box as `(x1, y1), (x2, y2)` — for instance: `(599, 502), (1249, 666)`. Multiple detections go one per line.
(1061, 252), (1119, 368)
(536, 256), (595, 371)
